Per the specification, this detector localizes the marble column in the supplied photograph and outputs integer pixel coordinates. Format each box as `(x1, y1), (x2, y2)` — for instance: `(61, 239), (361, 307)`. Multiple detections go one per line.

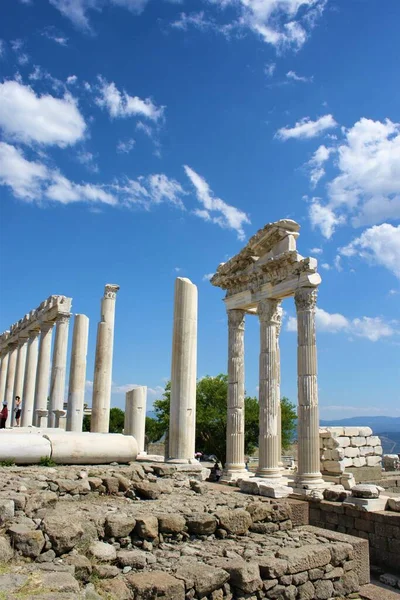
(21, 330), (40, 427)
(257, 299), (283, 479)
(12, 339), (28, 425)
(221, 309), (248, 482)
(295, 287), (324, 488)
(168, 277), (197, 463)
(34, 322), (54, 426)
(276, 316), (283, 467)
(48, 314), (70, 427)
(125, 386), (147, 454)
(91, 284), (120, 433)
(66, 314), (89, 432)
(0, 352), (9, 405)
(4, 343), (18, 427)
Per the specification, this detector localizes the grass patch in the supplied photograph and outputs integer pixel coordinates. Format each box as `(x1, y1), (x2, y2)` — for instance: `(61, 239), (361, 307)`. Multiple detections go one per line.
(0, 459), (15, 467)
(39, 456), (56, 467)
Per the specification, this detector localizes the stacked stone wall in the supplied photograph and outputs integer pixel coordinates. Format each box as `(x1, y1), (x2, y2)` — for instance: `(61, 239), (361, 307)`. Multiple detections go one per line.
(309, 499), (400, 574)
(320, 427), (382, 480)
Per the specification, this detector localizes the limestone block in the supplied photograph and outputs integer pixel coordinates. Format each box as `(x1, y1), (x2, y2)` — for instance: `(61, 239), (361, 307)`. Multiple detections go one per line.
(117, 549), (147, 569)
(0, 535), (14, 563)
(321, 449), (331, 460)
(125, 572), (185, 600)
(374, 445), (383, 455)
(331, 448), (345, 460)
(135, 516), (159, 539)
(210, 558), (262, 594)
(344, 496), (388, 511)
(350, 436), (366, 447)
(387, 498), (400, 512)
(359, 427), (373, 436)
(259, 483), (293, 498)
(359, 446), (376, 456)
(186, 514), (217, 535)
(277, 545), (331, 573)
(344, 427), (360, 436)
(366, 456), (381, 467)
(367, 436), (381, 446)
(216, 508), (252, 534)
(351, 484), (381, 498)
(337, 437), (351, 448)
(322, 460), (345, 474)
(324, 437), (339, 449)
(0, 499), (15, 525)
(7, 524), (45, 558)
(344, 447), (360, 458)
(175, 563), (230, 597)
(239, 479), (260, 495)
(89, 541), (117, 562)
(342, 457), (353, 468)
(352, 457), (366, 467)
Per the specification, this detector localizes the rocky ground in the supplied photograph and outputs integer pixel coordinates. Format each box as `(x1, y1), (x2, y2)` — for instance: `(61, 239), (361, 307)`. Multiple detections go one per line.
(0, 462), (398, 600)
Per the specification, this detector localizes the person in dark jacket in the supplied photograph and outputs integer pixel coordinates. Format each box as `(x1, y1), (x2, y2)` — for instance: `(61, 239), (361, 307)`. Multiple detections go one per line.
(0, 401), (8, 429)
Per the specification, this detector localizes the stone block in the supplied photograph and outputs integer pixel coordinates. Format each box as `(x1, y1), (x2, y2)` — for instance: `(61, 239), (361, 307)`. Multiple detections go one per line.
(366, 456), (382, 467)
(277, 545), (331, 573)
(211, 558), (262, 594)
(117, 549), (147, 569)
(43, 512), (84, 555)
(216, 508), (252, 535)
(359, 446), (376, 456)
(314, 579), (334, 599)
(351, 437), (366, 447)
(125, 571), (185, 600)
(297, 580), (315, 600)
(158, 514), (186, 534)
(135, 515), (159, 539)
(259, 483), (293, 498)
(0, 499), (15, 525)
(359, 427), (373, 437)
(88, 541), (117, 562)
(7, 524), (45, 558)
(367, 436), (381, 446)
(322, 460), (345, 474)
(256, 557), (288, 579)
(374, 446), (383, 455)
(175, 562), (229, 596)
(352, 457), (367, 467)
(186, 513), (217, 535)
(0, 535), (14, 562)
(344, 447), (360, 458)
(337, 437), (351, 448)
(344, 427), (360, 436)
(105, 513), (136, 538)
(388, 497), (400, 512)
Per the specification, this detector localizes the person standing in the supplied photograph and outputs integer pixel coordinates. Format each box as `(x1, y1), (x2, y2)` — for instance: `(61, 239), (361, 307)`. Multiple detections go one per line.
(14, 396), (22, 427)
(0, 401), (8, 429)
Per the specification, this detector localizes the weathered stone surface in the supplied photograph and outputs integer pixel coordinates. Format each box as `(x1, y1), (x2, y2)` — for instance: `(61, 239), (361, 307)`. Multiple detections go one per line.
(135, 515), (159, 539)
(8, 524), (45, 558)
(0, 499), (15, 524)
(24, 491), (58, 517)
(38, 570), (81, 593)
(334, 571), (360, 595)
(133, 481), (161, 500)
(63, 554), (92, 581)
(99, 577), (132, 599)
(330, 542), (353, 566)
(175, 562), (229, 596)
(297, 580), (315, 600)
(351, 484), (381, 499)
(186, 513), (217, 535)
(250, 522), (279, 534)
(93, 564), (120, 579)
(125, 571), (185, 600)
(277, 545), (331, 573)
(0, 534), (14, 562)
(216, 508), (252, 535)
(257, 557), (288, 579)
(102, 477), (120, 494)
(388, 497), (400, 512)
(246, 501), (274, 522)
(43, 513), (84, 554)
(314, 579), (334, 599)
(211, 558), (262, 594)
(55, 478), (91, 494)
(105, 513), (136, 538)
(88, 541), (117, 562)
(117, 549), (147, 569)
(158, 513), (186, 533)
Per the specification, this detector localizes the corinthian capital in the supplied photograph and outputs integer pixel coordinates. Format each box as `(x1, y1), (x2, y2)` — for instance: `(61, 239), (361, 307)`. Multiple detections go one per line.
(104, 284), (120, 300)
(227, 309), (245, 330)
(257, 299), (282, 325)
(295, 287), (318, 312)
(56, 313), (71, 325)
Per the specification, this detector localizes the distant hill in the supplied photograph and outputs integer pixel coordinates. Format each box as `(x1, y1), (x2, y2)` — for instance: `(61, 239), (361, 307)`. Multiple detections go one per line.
(320, 416), (400, 433)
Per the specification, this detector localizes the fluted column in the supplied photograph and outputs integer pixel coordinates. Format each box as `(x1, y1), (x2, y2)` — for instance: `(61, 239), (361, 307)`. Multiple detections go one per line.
(125, 386), (147, 454)
(34, 322), (54, 426)
(21, 330), (40, 427)
(295, 287), (324, 488)
(91, 284), (120, 433)
(277, 316), (283, 467)
(257, 299), (283, 478)
(66, 315), (89, 432)
(4, 343), (18, 427)
(11, 339), (28, 425)
(168, 277), (197, 463)
(0, 352), (9, 406)
(221, 309), (248, 482)
(48, 314), (71, 427)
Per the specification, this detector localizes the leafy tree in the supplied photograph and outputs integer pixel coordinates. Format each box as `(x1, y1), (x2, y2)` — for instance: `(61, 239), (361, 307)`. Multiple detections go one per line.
(82, 414), (91, 431)
(145, 416), (165, 444)
(280, 396), (297, 450)
(109, 407), (125, 433)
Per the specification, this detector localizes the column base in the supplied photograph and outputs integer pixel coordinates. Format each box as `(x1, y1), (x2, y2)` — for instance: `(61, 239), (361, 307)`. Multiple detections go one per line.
(295, 472), (325, 490)
(256, 467), (283, 479)
(220, 468), (250, 484)
(166, 458), (200, 465)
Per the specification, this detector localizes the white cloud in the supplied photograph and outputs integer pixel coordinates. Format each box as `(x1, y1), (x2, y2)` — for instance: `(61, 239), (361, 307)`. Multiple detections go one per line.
(147, 174), (185, 208)
(184, 165), (250, 240)
(276, 114), (337, 141)
(0, 40), (5, 59)
(321, 263), (330, 270)
(172, 11), (216, 31)
(265, 62), (276, 78)
(309, 198), (344, 239)
(41, 26), (68, 45)
(0, 80), (86, 147)
(46, 175), (117, 205)
(49, 0), (149, 29)
(76, 150), (99, 173)
(0, 142), (48, 200)
(96, 77), (164, 122)
(310, 247), (322, 254)
(307, 144), (334, 187)
(340, 224), (400, 279)
(114, 173), (185, 209)
(286, 70), (313, 83)
(203, 273), (214, 281)
(117, 138), (135, 153)
(66, 75), (78, 85)
(287, 306), (397, 341)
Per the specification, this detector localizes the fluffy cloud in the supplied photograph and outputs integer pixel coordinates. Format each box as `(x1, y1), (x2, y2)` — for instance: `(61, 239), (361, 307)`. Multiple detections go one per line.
(0, 80), (86, 147)
(265, 62), (276, 77)
(276, 114), (337, 140)
(286, 70), (313, 83)
(113, 173), (185, 209)
(287, 306), (397, 341)
(307, 144), (334, 187)
(0, 142), (116, 205)
(41, 26), (68, 45)
(117, 138), (135, 153)
(96, 77), (164, 122)
(309, 199), (344, 239)
(340, 223), (400, 279)
(184, 166), (250, 240)
(49, 0), (149, 29)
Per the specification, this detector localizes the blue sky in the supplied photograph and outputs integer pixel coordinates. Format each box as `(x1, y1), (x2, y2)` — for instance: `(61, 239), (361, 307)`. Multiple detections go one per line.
(0, 0), (399, 419)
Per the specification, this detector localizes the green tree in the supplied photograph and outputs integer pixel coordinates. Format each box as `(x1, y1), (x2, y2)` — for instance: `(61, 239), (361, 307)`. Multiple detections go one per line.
(280, 396), (297, 450)
(151, 374), (299, 463)
(145, 416), (165, 444)
(82, 414), (91, 431)
(109, 407), (125, 433)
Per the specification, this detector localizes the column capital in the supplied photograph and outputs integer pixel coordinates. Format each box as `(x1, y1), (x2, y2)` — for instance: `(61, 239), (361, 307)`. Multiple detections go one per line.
(104, 284), (120, 300)
(257, 298), (282, 325)
(7, 341), (19, 352)
(39, 320), (54, 333)
(56, 313), (71, 325)
(295, 287), (318, 312)
(227, 309), (246, 330)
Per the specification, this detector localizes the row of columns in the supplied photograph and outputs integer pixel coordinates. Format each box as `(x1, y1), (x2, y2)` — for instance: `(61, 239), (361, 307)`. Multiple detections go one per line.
(223, 287), (323, 488)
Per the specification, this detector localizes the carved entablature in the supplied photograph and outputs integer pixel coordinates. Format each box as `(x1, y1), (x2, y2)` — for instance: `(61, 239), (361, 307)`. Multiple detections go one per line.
(0, 295), (72, 354)
(211, 219), (321, 310)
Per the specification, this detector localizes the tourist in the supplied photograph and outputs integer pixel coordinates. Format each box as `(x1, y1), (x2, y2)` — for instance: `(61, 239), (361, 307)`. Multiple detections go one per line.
(14, 396), (22, 427)
(0, 401), (8, 429)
